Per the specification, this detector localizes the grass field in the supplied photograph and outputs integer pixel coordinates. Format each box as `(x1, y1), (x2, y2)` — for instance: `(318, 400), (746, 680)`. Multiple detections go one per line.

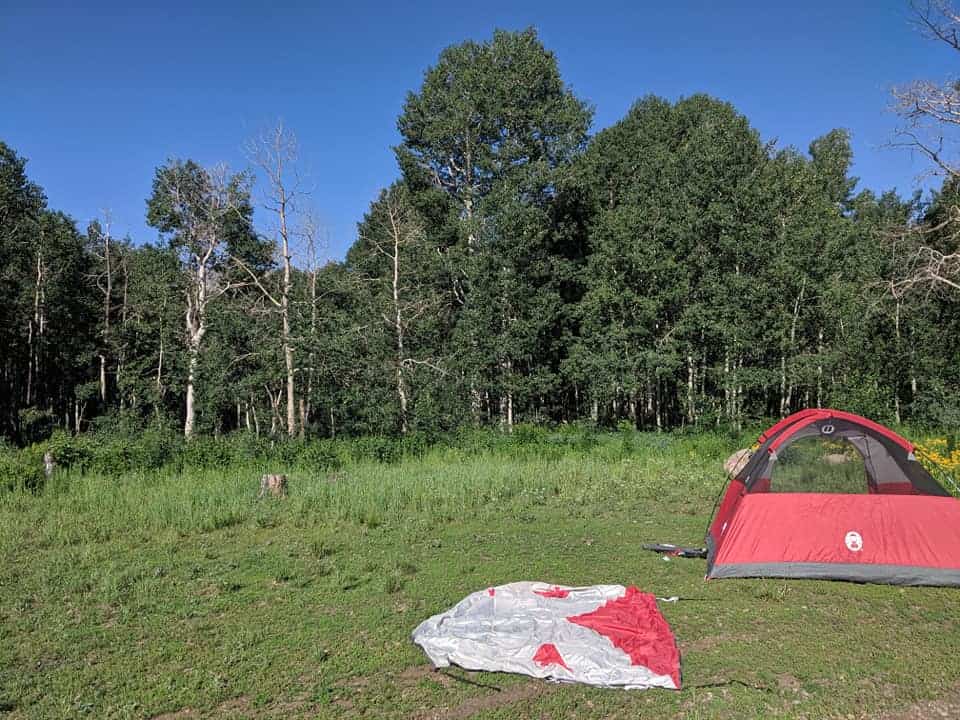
(1, 429), (959, 719)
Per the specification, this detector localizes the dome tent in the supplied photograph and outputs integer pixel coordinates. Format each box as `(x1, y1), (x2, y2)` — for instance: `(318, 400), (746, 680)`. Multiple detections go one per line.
(706, 409), (960, 586)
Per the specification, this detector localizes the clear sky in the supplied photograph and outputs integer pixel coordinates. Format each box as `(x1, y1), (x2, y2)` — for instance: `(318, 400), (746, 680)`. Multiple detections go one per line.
(1, 1), (954, 260)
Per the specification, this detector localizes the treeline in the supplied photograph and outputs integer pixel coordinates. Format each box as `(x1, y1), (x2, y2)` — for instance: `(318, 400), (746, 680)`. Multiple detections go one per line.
(3, 28), (959, 445)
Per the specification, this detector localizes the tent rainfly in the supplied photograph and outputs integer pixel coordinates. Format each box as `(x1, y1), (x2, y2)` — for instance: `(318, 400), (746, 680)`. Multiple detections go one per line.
(412, 582), (681, 689)
(706, 409), (960, 586)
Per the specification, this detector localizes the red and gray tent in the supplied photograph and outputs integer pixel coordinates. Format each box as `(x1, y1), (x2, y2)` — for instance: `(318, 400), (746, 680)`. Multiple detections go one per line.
(706, 409), (960, 586)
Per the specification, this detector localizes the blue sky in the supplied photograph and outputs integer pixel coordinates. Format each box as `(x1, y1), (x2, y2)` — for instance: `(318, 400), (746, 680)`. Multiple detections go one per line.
(1, 1), (954, 259)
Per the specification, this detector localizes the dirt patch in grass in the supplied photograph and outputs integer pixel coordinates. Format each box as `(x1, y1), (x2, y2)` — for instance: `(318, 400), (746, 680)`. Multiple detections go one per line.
(776, 673), (802, 692)
(679, 633), (752, 653)
(872, 684), (960, 720)
(341, 674), (371, 690)
(150, 709), (197, 720)
(149, 695), (250, 719)
(398, 664), (454, 687)
(413, 679), (551, 720)
(262, 693), (314, 718)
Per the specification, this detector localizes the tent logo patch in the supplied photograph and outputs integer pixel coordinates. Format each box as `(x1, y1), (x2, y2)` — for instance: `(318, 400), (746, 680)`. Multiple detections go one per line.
(844, 531), (863, 552)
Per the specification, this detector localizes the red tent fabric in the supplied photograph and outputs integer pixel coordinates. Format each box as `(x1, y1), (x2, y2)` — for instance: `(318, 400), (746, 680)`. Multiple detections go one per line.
(412, 582), (681, 689)
(706, 409), (960, 586)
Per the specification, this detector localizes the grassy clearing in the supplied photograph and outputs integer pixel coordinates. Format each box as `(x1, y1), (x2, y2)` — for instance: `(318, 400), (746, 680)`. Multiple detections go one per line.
(1, 430), (959, 719)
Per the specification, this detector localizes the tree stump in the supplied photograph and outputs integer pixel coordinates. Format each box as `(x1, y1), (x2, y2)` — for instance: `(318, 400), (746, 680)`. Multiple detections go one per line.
(723, 449), (752, 476)
(43, 451), (56, 480)
(822, 453), (850, 465)
(258, 473), (288, 499)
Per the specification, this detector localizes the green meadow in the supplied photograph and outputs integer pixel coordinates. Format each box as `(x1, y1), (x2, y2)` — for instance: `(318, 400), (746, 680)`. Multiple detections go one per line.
(2, 429), (959, 719)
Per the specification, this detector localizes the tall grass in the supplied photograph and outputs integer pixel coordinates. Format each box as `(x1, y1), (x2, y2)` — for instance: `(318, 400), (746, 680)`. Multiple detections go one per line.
(0, 429), (737, 550)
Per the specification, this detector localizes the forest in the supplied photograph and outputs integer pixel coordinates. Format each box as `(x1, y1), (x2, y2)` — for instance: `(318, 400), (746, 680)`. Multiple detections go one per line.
(6, 8), (960, 719)
(3, 26), (960, 447)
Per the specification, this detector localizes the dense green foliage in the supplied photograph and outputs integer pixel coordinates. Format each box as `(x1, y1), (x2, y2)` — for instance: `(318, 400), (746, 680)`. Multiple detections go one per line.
(3, 430), (960, 718)
(2, 28), (959, 445)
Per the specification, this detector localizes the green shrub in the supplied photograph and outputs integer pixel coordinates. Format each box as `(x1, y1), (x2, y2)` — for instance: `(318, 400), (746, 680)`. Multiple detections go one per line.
(550, 424), (600, 452)
(616, 419), (636, 434)
(86, 434), (136, 475)
(510, 423), (547, 446)
(0, 447), (44, 491)
(17, 408), (56, 445)
(181, 436), (235, 470)
(227, 433), (273, 464)
(399, 431), (434, 460)
(43, 430), (93, 471)
(129, 427), (183, 469)
(450, 428), (503, 455)
(263, 438), (301, 466)
(348, 436), (402, 464)
(295, 440), (342, 470)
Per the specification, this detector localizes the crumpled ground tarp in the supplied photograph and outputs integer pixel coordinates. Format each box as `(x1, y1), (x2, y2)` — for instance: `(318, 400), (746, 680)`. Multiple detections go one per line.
(411, 581), (680, 690)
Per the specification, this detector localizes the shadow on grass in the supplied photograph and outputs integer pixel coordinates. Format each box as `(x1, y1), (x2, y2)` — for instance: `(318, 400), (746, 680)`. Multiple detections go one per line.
(439, 668), (506, 691)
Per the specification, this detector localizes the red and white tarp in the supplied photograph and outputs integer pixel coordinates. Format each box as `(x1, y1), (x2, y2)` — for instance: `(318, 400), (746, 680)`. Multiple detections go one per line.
(411, 582), (680, 690)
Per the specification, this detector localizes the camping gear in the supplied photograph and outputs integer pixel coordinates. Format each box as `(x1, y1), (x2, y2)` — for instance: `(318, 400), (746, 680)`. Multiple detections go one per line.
(706, 409), (960, 586)
(411, 581), (681, 689)
(642, 543), (707, 558)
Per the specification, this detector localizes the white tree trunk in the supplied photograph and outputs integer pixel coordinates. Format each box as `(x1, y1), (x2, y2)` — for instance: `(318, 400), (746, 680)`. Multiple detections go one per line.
(184, 348), (199, 439)
(782, 277), (805, 416)
(894, 301), (902, 424)
(280, 206), (296, 437)
(816, 327), (824, 409)
(779, 354), (787, 417)
(246, 123), (305, 438)
(183, 251), (208, 439)
(100, 222), (112, 403)
(99, 355), (107, 404)
(250, 394), (261, 437)
(498, 359), (513, 433)
(392, 221), (410, 435)
(27, 248), (45, 407)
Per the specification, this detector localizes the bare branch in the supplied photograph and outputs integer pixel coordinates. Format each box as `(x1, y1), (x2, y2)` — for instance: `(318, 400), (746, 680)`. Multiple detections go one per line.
(887, 1), (960, 296)
(910, 0), (960, 50)
(401, 357), (447, 375)
(230, 254), (281, 307)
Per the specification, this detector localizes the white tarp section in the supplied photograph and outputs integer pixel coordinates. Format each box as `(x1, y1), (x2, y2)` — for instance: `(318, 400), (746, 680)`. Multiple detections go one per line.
(411, 581), (680, 690)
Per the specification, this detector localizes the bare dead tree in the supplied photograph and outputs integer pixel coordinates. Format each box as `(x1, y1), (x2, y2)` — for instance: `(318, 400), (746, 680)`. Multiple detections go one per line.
(298, 211), (327, 437)
(242, 121), (307, 438)
(889, 210), (960, 296)
(359, 187), (444, 434)
(889, 0), (960, 294)
(116, 239), (130, 406)
(87, 212), (114, 404)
